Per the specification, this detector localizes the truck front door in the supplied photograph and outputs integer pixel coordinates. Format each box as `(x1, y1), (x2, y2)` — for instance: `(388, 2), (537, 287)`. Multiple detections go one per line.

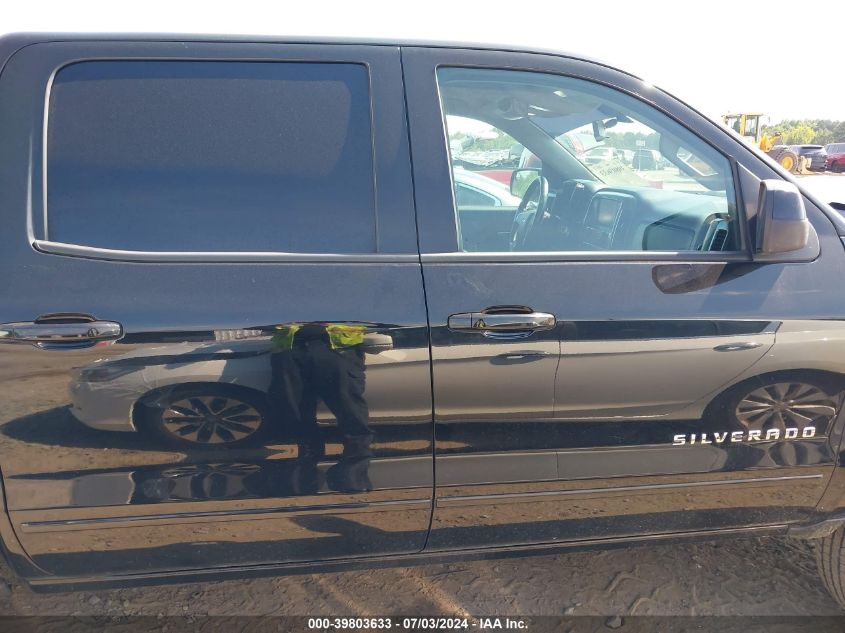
(403, 46), (844, 551)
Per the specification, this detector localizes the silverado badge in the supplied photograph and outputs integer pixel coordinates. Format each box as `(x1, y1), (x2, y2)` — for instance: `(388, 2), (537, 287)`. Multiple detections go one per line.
(673, 426), (817, 445)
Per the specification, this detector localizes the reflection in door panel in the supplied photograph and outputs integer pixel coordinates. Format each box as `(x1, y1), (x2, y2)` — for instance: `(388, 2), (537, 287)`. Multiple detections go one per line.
(432, 329), (559, 420)
(1, 319), (433, 577)
(429, 316), (845, 551)
(67, 325), (429, 434)
(554, 319), (777, 419)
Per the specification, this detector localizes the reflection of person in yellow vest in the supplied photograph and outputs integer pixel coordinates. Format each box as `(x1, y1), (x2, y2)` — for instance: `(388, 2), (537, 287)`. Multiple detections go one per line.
(267, 322), (372, 492)
(272, 323), (366, 351)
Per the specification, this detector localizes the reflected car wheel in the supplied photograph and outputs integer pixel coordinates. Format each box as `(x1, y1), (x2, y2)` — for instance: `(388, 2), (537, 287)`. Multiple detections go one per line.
(734, 381), (839, 433)
(710, 372), (843, 435)
(145, 386), (270, 448)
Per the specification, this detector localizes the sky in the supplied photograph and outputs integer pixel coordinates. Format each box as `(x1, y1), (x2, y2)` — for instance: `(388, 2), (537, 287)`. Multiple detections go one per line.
(3, 0), (842, 124)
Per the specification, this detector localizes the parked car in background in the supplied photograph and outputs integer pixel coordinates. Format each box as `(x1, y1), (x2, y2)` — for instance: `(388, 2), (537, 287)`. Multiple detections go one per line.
(453, 167), (521, 207)
(826, 143), (845, 173)
(583, 146), (625, 165)
(631, 148), (667, 170)
(789, 144), (828, 171)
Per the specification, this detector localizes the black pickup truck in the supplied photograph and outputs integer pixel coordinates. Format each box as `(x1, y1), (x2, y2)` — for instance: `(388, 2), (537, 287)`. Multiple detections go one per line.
(2, 33), (845, 607)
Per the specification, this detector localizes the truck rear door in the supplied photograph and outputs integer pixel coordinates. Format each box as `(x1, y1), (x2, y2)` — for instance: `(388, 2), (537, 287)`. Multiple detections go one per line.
(0, 39), (433, 581)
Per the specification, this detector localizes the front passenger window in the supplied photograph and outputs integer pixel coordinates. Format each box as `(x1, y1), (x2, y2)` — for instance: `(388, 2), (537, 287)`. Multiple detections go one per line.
(437, 67), (740, 255)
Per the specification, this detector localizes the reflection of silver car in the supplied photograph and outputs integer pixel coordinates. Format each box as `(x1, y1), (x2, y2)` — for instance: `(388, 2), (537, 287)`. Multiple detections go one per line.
(70, 320), (845, 448)
(583, 146), (624, 165)
(453, 168), (521, 207)
(69, 332), (429, 447)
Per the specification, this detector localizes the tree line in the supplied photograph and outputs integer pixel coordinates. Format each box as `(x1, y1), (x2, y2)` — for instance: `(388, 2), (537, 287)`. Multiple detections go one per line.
(762, 120), (845, 146)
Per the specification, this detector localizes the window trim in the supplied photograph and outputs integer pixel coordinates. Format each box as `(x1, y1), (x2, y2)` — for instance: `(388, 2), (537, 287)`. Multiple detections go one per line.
(419, 250), (750, 264)
(410, 52), (751, 261)
(42, 57), (378, 256)
(32, 239), (419, 263)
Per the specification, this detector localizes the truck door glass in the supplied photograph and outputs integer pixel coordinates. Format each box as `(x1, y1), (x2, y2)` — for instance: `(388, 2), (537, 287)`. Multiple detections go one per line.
(436, 67), (740, 254)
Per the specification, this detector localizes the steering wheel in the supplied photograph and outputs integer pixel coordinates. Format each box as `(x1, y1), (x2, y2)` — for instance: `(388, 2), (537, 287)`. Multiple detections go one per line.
(509, 176), (549, 251)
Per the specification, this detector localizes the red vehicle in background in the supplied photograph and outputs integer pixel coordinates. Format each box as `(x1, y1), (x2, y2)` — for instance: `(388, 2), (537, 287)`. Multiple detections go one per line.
(476, 169), (514, 185)
(826, 143), (845, 173)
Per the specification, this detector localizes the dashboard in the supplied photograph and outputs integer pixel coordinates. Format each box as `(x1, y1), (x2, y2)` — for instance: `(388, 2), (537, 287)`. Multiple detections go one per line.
(543, 180), (735, 253)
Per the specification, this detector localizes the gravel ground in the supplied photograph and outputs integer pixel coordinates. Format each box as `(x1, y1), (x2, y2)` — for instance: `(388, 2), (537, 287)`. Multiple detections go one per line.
(0, 535), (840, 618)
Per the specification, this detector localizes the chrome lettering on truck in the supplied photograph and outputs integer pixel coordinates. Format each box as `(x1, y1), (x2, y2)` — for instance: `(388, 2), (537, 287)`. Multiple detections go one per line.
(673, 427), (817, 445)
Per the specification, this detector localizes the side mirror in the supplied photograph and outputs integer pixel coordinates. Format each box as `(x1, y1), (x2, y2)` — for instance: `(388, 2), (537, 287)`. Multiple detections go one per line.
(755, 179), (810, 255)
(510, 168), (541, 197)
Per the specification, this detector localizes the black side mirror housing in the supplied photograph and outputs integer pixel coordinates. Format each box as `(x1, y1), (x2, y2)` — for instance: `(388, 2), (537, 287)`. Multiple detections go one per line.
(755, 179), (810, 255)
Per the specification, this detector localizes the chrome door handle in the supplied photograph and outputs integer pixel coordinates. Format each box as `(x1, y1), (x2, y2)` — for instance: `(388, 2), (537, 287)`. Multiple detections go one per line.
(713, 341), (763, 352)
(498, 351), (551, 360)
(474, 312), (556, 331)
(448, 307), (556, 333)
(0, 314), (123, 350)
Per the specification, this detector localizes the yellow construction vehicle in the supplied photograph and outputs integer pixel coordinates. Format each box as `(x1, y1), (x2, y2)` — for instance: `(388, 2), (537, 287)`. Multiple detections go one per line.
(722, 113), (808, 174)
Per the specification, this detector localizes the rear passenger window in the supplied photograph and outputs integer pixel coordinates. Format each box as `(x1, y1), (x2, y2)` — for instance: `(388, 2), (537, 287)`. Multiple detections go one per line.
(46, 61), (375, 253)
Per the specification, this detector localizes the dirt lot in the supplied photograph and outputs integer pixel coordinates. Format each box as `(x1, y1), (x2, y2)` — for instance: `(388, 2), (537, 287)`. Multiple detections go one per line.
(797, 172), (845, 204)
(0, 535), (840, 618)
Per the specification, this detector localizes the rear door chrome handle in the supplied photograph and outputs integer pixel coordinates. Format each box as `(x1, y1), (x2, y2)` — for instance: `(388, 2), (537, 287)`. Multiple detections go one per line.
(713, 341), (763, 352)
(0, 314), (123, 350)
